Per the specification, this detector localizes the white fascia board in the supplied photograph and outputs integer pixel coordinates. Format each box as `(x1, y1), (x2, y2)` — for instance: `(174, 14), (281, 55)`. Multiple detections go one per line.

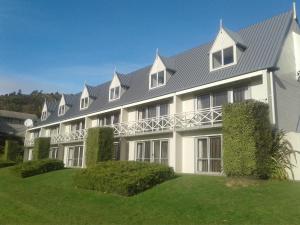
(28, 69), (266, 131)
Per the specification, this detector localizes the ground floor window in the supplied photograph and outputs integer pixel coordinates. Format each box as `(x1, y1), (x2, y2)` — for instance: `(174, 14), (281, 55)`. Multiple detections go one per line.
(113, 142), (120, 160)
(28, 149), (33, 161)
(49, 147), (59, 159)
(136, 139), (168, 165)
(67, 145), (83, 167)
(196, 136), (222, 173)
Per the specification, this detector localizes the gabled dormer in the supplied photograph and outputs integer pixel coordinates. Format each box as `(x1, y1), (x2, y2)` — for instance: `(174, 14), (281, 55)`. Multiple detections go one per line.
(58, 94), (71, 116)
(41, 99), (49, 121)
(80, 84), (95, 110)
(209, 23), (247, 71)
(109, 70), (129, 102)
(149, 51), (176, 90)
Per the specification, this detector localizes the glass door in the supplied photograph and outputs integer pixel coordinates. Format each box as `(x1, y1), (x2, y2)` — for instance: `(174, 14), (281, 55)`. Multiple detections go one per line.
(196, 136), (222, 173)
(67, 146), (83, 167)
(136, 141), (151, 162)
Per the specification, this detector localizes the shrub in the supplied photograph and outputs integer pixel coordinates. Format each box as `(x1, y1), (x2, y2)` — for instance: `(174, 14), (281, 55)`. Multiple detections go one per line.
(85, 127), (114, 167)
(223, 100), (273, 178)
(33, 137), (50, 160)
(4, 140), (20, 161)
(0, 160), (16, 168)
(269, 130), (300, 180)
(74, 161), (175, 196)
(13, 159), (64, 178)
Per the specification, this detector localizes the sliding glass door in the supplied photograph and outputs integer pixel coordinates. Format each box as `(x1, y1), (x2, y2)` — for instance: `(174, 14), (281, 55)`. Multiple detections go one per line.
(136, 140), (168, 165)
(196, 136), (222, 173)
(67, 146), (83, 167)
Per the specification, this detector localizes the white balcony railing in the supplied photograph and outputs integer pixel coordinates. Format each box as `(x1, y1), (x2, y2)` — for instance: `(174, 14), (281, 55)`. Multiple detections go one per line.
(24, 107), (222, 146)
(107, 106), (222, 136)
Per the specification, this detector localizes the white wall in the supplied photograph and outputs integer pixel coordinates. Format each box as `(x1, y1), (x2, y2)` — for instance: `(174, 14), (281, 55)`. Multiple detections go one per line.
(285, 132), (300, 180)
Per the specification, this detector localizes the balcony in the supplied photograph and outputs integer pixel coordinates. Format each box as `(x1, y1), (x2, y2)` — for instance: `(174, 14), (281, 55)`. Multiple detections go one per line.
(108, 106), (222, 136)
(24, 107), (222, 147)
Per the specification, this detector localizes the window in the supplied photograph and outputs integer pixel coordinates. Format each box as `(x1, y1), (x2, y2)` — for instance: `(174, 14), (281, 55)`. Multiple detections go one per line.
(137, 103), (169, 120)
(41, 111), (47, 121)
(110, 86), (120, 101)
(213, 91), (228, 107)
(197, 94), (211, 109)
(67, 146), (83, 167)
(58, 105), (65, 116)
(196, 136), (222, 173)
(70, 120), (85, 132)
(211, 46), (235, 70)
(80, 97), (89, 109)
(233, 86), (247, 102)
(150, 71), (165, 89)
(49, 147), (59, 159)
(136, 140), (168, 165)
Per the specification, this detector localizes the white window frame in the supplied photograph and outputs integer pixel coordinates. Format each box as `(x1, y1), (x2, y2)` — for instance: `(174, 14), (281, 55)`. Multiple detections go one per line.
(136, 103), (169, 120)
(195, 134), (223, 174)
(80, 97), (89, 110)
(210, 45), (237, 71)
(41, 111), (47, 121)
(58, 105), (65, 116)
(49, 147), (59, 159)
(149, 70), (166, 90)
(66, 145), (84, 168)
(109, 86), (121, 101)
(135, 139), (169, 165)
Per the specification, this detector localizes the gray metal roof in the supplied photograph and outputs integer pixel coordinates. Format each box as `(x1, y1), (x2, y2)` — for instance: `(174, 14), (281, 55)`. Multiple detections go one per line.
(223, 27), (247, 48)
(35, 10), (294, 127)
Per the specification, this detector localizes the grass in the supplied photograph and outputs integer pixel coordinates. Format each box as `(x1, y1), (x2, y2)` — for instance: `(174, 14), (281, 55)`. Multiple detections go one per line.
(0, 168), (300, 225)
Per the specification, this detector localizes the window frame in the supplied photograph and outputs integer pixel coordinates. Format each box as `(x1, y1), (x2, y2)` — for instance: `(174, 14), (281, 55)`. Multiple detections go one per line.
(80, 97), (89, 110)
(41, 111), (47, 121)
(195, 135), (223, 174)
(58, 105), (65, 116)
(210, 45), (236, 71)
(109, 86), (121, 101)
(149, 70), (166, 89)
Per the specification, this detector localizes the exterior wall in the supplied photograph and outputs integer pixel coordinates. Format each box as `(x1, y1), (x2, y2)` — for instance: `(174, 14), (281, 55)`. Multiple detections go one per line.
(274, 22), (300, 132)
(285, 132), (300, 180)
(210, 28), (235, 52)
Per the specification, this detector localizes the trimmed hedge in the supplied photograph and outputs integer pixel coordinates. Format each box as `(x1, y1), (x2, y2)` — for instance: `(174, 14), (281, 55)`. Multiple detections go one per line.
(33, 137), (51, 160)
(0, 160), (16, 168)
(223, 100), (273, 178)
(13, 159), (64, 178)
(4, 140), (20, 161)
(74, 161), (175, 196)
(85, 127), (114, 167)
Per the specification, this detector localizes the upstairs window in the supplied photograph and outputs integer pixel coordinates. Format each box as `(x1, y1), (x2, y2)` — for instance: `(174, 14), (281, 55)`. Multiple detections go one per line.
(80, 97), (89, 110)
(110, 86), (120, 101)
(150, 71), (165, 89)
(41, 111), (47, 121)
(58, 105), (65, 116)
(233, 86), (248, 102)
(212, 46), (234, 70)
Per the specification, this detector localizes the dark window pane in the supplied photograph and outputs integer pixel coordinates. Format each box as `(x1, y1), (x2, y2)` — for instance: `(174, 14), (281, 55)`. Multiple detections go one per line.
(148, 106), (157, 118)
(158, 71), (165, 85)
(213, 91), (228, 107)
(150, 74), (157, 88)
(233, 87), (247, 102)
(110, 88), (114, 99)
(159, 104), (168, 116)
(223, 47), (234, 65)
(212, 51), (222, 68)
(197, 94), (211, 109)
(115, 86), (120, 98)
(144, 141), (151, 161)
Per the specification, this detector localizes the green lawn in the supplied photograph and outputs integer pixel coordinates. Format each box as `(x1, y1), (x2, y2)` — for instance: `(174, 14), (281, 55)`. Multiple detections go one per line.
(0, 168), (300, 225)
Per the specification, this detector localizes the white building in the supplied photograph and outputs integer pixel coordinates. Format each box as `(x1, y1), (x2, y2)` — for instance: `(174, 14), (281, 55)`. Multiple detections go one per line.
(24, 7), (300, 179)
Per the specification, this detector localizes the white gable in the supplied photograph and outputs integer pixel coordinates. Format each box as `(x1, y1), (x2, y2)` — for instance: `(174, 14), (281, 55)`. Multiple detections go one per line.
(81, 85), (89, 99)
(109, 72), (121, 89)
(59, 94), (66, 107)
(42, 101), (48, 113)
(149, 55), (167, 75)
(210, 28), (236, 53)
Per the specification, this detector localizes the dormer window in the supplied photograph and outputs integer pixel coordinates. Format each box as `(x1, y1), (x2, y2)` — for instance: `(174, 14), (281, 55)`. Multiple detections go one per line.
(212, 46), (234, 70)
(41, 111), (47, 121)
(110, 86), (120, 101)
(150, 71), (165, 89)
(58, 105), (65, 116)
(80, 97), (89, 110)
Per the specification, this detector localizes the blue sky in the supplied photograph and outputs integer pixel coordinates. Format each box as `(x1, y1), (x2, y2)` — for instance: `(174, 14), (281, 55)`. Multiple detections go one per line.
(0, 0), (296, 95)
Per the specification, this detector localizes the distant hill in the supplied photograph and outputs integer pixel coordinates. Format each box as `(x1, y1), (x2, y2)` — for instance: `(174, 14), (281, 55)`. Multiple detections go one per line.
(0, 90), (61, 117)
